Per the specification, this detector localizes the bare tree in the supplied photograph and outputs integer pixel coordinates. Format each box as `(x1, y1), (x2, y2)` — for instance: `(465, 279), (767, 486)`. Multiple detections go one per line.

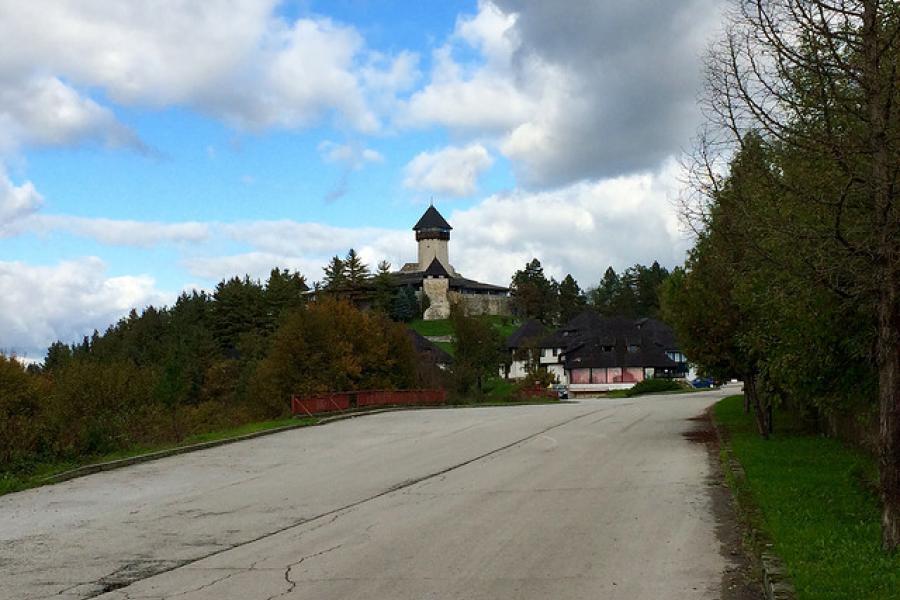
(694, 0), (900, 549)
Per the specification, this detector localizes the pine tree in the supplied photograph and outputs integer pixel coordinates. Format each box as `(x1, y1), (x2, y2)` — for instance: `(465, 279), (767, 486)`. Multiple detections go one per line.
(344, 248), (370, 286)
(509, 258), (557, 323)
(372, 260), (394, 315)
(390, 287), (416, 322)
(322, 256), (347, 290)
(558, 274), (585, 325)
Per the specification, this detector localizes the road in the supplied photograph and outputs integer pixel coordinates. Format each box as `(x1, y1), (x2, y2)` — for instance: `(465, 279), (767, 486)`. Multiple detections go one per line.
(1, 387), (744, 599)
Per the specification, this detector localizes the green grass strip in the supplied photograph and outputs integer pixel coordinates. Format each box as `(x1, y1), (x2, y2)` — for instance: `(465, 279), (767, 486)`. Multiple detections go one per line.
(714, 395), (900, 599)
(0, 416), (316, 497)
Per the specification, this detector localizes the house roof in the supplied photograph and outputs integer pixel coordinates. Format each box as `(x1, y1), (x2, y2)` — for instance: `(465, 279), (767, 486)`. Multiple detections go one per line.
(406, 328), (453, 365)
(537, 309), (684, 370)
(413, 205), (452, 231)
(423, 257), (450, 278)
(383, 269), (509, 293)
(506, 319), (549, 349)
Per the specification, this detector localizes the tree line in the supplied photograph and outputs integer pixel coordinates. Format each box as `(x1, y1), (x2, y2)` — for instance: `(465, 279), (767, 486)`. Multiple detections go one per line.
(661, 0), (900, 550)
(0, 269), (424, 477)
(509, 258), (672, 325)
(320, 249), (425, 322)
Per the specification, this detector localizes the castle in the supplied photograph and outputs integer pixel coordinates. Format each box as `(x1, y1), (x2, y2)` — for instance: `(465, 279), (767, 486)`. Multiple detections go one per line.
(392, 205), (510, 320)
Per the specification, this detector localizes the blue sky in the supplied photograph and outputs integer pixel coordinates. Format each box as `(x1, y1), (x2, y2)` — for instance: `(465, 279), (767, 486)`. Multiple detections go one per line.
(0, 0), (725, 358)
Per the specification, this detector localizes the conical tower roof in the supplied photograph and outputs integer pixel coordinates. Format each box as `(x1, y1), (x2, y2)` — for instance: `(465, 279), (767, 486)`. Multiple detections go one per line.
(413, 205), (452, 230)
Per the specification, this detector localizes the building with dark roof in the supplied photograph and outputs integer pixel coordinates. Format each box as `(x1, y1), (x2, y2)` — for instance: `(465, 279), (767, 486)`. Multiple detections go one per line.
(311, 205), (509, 320)
(406, 328), (453, 368)
(396, 205), (510, 320)
(537, 311), (688, 395)
(502, 319), (550, 379)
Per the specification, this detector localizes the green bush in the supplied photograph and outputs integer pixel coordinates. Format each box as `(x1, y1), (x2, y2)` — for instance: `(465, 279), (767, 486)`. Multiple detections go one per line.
(625, 378), (686, 397)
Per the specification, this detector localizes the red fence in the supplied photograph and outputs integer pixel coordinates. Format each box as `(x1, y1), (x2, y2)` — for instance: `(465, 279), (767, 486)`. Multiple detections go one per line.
(291, 389), (447, 416)
(516, 383), (558, 400)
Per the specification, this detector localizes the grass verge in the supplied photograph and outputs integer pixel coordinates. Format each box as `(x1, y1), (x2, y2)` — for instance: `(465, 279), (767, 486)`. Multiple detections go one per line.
(0, 416), (317, 497)
(714, 394), (900, 599)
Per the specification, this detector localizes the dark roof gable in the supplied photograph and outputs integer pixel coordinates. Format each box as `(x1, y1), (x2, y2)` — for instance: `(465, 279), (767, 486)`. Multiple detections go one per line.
(413, 205), (452, 231)
(506, 319), (549, 349)
(406, 328), (453, 365)
(424, 258), (450, 278)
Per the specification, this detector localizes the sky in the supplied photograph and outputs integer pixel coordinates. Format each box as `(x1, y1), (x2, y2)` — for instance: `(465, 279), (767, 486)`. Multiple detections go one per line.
(0, 0), (726, 360)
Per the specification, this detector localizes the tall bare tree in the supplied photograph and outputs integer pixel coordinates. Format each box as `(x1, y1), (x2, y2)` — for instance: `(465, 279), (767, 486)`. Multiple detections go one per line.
(695, 0), (900, 549)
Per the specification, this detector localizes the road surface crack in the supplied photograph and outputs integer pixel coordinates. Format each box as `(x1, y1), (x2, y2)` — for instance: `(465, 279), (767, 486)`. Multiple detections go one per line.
(265, 544), (343, 600)
(79, 407), (605, 599)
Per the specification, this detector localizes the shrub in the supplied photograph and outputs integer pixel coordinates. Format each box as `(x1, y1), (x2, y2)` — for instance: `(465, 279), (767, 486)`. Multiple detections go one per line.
(625, 378), (686, 397)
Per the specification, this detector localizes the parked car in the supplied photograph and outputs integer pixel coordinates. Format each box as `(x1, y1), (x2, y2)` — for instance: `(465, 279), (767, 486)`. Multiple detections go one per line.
(691, 377), (715, 389)
(551, 383), (569, 400)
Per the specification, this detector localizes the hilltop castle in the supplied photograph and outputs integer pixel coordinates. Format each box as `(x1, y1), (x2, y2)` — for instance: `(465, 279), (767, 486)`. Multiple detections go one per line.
(392, 205), (510, 320)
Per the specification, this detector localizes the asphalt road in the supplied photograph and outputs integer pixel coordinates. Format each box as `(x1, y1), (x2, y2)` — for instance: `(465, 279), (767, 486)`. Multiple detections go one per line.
(1, 386), (742, 599)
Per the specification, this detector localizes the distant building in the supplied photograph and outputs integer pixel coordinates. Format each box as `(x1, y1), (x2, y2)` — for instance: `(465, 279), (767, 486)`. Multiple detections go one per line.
(504, 311), (688, 395)
(310, 205), (510, 320)
(406, 328), (453, 369)
(502, 319), (549, 379)
(392, 205), (510, 320)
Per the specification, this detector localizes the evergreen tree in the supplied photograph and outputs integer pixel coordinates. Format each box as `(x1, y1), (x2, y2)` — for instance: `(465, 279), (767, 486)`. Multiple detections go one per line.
(211, 276), (267, 353)
(557, 274), (585, 325)
(264, 268), (307, 330)
(390, 287), (416, 322)
(372, 261), (395, 315)
(322, 256), (347, 290)
(509, 259), (557, 324)
(343, 248), (370, 286)
(590, 267), (621, 315)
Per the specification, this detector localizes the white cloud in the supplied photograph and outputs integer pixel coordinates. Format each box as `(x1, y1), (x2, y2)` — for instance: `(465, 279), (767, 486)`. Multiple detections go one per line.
(26, 215), (210, 246)
(217, 221), (412, 279)
(0, 76), (141, 153)
(181, 252), (325, 283)
(403, 144), (494, 197)
(448, 159), (690, 286)
(398, 0), (724, 187)
(401, 46), (535, 132)
(0, 168), (43, 237)
(0, 257), (170, 358)
(318, 140), (384, 169)
(0, 1), (416, 153)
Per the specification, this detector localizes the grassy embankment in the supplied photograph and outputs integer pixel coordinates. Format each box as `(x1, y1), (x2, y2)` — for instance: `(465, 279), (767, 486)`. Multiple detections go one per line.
(0, 416), (317, 497)
(408, 315), (520, 357)
(714, 394), (900, 599)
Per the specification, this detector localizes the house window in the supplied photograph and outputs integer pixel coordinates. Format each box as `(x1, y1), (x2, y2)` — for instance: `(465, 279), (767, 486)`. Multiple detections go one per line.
(627, 345), (639, 353)
(552, 348), (558, 356)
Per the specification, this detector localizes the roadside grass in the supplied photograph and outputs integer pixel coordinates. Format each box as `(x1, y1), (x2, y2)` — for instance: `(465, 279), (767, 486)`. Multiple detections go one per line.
(714, 394), (900, 599)
(601, 382), (696, 399)
(0, 416), (317, 497)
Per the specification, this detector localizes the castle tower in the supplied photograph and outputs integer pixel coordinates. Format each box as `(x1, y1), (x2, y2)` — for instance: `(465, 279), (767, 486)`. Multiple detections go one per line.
(413, 205), (454, 274)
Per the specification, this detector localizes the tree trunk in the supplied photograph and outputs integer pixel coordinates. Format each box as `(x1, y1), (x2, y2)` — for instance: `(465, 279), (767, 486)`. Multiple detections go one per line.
(745, 372), (769, 440)
(877, 286), (900, 551)
(862, 0), (900, 551)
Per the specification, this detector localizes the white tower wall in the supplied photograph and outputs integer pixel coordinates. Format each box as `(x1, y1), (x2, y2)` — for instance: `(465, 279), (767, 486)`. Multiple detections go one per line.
(418, 238), (452, 273)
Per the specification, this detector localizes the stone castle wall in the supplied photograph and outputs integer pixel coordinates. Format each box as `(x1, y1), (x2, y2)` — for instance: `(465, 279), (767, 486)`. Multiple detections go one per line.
(448, 291), (511, 317)
(422, 277), (451, 320)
